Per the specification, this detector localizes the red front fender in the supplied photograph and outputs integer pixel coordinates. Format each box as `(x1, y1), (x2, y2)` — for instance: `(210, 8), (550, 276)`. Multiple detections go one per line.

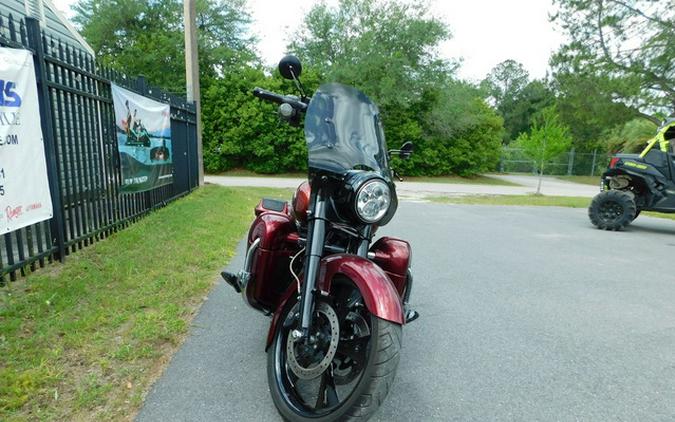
(266, 254), (404, 350)
(317, 254), (404, 325)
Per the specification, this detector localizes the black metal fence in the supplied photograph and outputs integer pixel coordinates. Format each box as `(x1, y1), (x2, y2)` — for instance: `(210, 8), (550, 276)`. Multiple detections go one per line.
(0, 15), (199, 284)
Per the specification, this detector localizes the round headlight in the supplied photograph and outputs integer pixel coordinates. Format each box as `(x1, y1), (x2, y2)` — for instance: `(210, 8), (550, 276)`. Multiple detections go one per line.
(355, 179), (391, 223)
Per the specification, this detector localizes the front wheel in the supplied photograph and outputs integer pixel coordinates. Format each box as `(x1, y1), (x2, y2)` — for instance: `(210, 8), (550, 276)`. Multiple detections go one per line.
(267, 279), (402, 421)
(588, 190), (636, 230)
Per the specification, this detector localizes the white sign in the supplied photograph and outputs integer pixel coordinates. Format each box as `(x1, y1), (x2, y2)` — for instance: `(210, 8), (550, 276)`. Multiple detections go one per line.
(0, 47), (53, 233)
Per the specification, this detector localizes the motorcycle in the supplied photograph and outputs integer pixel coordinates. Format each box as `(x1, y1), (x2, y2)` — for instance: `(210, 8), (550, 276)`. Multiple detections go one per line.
(222, 55), (418, 421)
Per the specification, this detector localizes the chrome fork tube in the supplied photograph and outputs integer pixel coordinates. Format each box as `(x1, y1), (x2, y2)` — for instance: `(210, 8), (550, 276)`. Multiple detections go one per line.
(299, 189), (327, 335)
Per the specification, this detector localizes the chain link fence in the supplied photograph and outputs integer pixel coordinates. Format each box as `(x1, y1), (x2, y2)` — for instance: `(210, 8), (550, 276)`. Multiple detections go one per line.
(498, 148), (611, 176)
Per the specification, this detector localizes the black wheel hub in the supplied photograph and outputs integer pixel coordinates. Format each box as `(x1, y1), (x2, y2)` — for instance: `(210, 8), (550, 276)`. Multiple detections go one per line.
(598, 200), (624, 223)
(273, 280), (374, 416)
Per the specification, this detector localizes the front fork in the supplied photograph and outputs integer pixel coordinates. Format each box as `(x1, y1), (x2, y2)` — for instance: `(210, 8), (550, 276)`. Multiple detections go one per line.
(298, 187), (327, 337)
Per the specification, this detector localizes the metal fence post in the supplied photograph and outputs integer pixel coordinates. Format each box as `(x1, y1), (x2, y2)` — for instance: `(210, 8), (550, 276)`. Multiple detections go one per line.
(590, 149), (598, 176)
(567, 147), (575, 176)
(25, 17), (66, 262)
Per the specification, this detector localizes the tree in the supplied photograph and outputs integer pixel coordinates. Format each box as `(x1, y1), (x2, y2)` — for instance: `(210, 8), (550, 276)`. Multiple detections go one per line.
(552, 70), (635, 151)
(504, 80), (556, 142)
(603, 118), (658, 153)
(551, 0), (675, 121)
(72, 0), (255, 93)
(201, 66), (323, 173)
(515, 106), (572, 194)
(392, 81), (504, 176)
(481, 60), (530, 111)
(290, 0), (452, 110)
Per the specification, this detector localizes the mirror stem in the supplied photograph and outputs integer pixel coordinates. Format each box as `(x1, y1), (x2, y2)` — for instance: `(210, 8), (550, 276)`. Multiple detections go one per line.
(289, 68), (308, 101)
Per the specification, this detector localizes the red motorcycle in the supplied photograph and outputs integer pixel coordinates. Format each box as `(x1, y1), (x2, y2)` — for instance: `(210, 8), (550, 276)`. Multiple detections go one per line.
(222, 56), (417, 421)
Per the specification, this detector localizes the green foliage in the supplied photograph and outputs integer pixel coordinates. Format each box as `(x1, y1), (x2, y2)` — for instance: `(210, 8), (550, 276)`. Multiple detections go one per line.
(481, 60), (530, 108)
(290, 0), (452, 109)
(503, 80), (555, 141)
(394, 81), (503, 176)
(603, 118), (658, 153)
(552, 69), (636, 151)
(201, 66), (322, 173)
(72, 0), (255, 93)
(515, 106), (573, 174)
(480, 61), (556, 143)
(481, 60), (530, 139)
(551, 0), (674, 119)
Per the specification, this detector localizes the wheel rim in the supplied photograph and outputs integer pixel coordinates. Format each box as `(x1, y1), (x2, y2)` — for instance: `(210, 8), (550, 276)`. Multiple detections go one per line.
(273, 280), (372, 417)
(598, 200), (625, 224)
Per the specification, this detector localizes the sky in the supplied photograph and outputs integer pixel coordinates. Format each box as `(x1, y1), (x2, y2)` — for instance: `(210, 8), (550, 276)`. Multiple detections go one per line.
(51, 0), (564, 82)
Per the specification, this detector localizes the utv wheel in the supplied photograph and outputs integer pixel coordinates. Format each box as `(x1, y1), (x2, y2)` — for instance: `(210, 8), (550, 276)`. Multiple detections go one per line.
(267, 279), (402, 421)
(588, 190), (636, 231)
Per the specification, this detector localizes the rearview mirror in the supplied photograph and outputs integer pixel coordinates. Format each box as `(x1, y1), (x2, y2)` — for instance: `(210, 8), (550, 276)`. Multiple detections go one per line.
(278, 55), (302, 80)
(399, 141), (414, 159)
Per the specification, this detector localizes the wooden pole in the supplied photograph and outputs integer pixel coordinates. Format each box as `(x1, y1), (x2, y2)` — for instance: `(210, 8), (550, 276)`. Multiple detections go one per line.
(184, 0), (204, 186)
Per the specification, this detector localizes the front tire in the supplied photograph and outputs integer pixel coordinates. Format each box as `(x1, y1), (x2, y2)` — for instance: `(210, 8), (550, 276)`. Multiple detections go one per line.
(588, 190), (636, 230)
(267, 280), (402, 422)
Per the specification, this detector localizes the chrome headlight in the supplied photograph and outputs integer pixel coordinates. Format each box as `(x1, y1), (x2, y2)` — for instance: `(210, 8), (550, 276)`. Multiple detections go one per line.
(355, 179), (391, 223)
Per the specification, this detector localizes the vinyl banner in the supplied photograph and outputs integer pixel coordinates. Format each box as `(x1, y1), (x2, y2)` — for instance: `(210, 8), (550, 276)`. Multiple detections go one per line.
(0, 47), (53, 233)
(112, 83), (172, 193)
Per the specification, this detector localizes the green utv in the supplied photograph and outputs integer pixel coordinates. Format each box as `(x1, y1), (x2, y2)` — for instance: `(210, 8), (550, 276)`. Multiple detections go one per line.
(589, 118), (675, 230)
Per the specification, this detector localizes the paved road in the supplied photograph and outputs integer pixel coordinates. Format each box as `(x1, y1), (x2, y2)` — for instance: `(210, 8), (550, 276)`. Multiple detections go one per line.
(205, 174), (600, 199)
(138, 204), (675, 421)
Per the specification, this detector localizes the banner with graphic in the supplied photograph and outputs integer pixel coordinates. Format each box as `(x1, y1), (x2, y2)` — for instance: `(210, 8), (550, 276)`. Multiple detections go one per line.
(0, 47), (53, 234)
(111, 83), (172, 193)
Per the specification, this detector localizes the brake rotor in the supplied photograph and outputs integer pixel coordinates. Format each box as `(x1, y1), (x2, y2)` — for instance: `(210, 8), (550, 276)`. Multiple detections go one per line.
(286, 301), (340, 380)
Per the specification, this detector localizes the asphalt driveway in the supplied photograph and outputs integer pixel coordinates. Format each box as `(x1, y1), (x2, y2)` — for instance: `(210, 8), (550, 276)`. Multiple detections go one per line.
(137, 203), (675, 421)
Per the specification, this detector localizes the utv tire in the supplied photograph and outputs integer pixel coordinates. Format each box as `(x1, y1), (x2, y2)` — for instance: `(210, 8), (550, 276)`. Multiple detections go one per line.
(588, 190), (636, 231)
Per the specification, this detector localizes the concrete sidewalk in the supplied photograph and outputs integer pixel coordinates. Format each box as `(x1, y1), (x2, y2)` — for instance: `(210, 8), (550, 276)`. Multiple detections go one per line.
(205, 174), (600, 199)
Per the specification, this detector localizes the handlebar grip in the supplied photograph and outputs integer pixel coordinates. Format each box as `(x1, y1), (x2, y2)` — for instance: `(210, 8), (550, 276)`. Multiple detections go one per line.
(252, 87), (308, 112)
(252, 87), (285, 103)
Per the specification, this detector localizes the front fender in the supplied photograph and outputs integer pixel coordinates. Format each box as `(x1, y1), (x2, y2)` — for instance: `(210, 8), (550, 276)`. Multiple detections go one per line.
(318, 254), (404, 325)
(265, 254), (404, 350)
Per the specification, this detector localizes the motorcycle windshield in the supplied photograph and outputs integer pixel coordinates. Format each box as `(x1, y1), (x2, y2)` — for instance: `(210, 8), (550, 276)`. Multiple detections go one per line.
(305, 83), (389, 175)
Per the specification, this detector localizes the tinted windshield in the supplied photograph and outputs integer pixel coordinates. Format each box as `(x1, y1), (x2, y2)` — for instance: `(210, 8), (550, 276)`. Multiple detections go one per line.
(305, 83), (388, 175)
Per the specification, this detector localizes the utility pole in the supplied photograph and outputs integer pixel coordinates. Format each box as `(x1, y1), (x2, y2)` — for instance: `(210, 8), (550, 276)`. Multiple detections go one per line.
(184, 0), (204, 186)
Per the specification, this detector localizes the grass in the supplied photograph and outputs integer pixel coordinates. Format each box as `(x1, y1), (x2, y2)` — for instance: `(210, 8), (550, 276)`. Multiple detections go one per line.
(430, 194), (592, 208)
(428, 194), (675, 221)
(403, 174), (520, 186)
(555, 175), (601, 186)
(0, 185), (291, 421)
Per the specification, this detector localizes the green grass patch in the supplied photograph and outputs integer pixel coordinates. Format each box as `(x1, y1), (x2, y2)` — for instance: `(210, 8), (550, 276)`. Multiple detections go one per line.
(0, 185), (291, 421)
(555, 175), (601, 186)
(430, 194), (592, 207)
(404, 174), (521, 186)
(429, 194), (675, 221)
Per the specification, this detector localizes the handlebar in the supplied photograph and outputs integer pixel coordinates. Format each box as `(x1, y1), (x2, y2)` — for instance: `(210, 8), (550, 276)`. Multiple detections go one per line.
(252, 87), (308, 112)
